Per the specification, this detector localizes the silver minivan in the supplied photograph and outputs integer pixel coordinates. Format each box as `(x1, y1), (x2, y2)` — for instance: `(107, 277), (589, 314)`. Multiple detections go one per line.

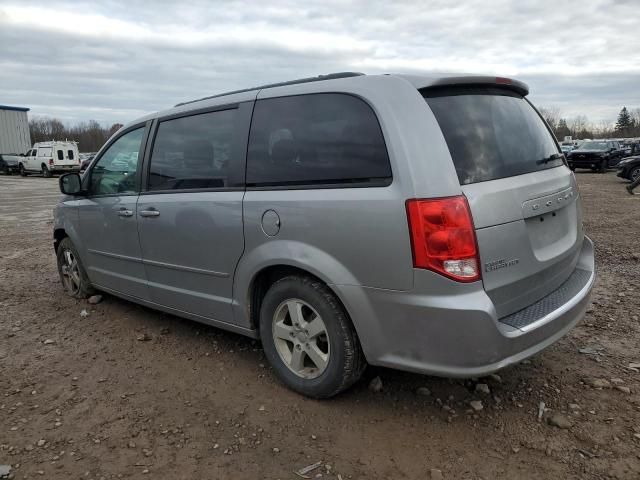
(54, 72), (595, 398)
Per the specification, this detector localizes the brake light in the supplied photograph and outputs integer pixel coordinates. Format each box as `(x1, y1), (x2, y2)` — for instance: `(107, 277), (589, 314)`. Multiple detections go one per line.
(406, 196), (480, 282)
(49, 159), (54, 165)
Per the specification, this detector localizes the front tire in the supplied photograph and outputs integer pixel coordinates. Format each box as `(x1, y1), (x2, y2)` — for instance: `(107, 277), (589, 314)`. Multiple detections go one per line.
(630, 167), (640, 182)
(259, 275), (366, 398)
(599, 159), (607, 173)
(56, 238), (94, 298)
(19, 164), (27, 176)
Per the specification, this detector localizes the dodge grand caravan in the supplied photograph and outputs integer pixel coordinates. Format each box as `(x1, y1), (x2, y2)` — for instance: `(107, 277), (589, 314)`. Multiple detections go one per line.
(54, 72), (595, 398)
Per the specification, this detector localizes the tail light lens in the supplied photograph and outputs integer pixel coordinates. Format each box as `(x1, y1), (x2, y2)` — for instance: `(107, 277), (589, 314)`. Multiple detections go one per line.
(406, 196), (481, 282)
(49, 159), (54, 165)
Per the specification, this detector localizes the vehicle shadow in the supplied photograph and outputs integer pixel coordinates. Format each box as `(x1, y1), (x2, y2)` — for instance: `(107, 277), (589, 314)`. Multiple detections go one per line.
(100, 291), (562, 420)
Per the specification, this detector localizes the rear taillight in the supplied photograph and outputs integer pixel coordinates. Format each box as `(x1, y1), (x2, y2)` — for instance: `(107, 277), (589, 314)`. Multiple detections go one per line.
(49, 159), (53, 165)
(406, 196), (481, 282)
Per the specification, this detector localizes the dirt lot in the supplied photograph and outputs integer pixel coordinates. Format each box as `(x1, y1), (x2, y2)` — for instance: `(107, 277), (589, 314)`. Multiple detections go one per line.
(1, 172), (639, 480)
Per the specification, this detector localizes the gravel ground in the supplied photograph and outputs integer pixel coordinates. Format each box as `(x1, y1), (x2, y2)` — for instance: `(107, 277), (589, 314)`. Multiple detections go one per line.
(0, 172), (639, 480)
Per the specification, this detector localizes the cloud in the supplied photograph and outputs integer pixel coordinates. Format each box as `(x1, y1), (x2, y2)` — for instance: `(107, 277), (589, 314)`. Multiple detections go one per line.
(0, 0), (638, 125)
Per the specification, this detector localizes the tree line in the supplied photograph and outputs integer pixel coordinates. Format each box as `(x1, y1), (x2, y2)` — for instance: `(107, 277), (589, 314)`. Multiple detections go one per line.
(28, 106), (640, 154)
(29, 118), (123, 153)
(538, 106), (640, 140)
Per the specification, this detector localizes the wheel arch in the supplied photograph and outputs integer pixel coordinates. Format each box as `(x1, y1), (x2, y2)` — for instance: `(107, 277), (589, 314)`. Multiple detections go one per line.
(233, 240), (362, 329)
(245, 264), (352, 332)
(53, 228), (68, 253)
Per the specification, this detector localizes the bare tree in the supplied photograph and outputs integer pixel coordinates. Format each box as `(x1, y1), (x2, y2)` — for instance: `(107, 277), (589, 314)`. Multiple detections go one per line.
(630, 108), (640, 129)
(29, 117), (116, 152)
(538, 106), (561, 132)
(569, 115), (592, 139)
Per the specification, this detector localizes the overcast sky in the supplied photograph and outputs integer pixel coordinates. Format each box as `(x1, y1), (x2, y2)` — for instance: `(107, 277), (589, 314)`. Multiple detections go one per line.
(1, 0), (639, 126)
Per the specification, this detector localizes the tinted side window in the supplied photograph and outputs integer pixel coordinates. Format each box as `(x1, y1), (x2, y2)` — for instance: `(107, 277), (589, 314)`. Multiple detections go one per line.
(149, 109), (237, 191)
(68, 150), (74, 160)
(57, 150), (64, 160)
(89, 128), (144, 195)
(247, 93), (391, 187)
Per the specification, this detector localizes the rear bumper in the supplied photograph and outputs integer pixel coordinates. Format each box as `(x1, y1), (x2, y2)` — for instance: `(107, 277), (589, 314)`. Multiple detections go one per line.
(51, 166), (80, 173)
(335, 236), (595, 378)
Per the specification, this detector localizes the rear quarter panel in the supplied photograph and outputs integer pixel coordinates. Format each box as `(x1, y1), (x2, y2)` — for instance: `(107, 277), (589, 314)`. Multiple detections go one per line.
(232, 75), (464, 328)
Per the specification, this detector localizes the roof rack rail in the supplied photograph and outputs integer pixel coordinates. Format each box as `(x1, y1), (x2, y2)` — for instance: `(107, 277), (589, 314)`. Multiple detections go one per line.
(174, 72), (365, 107)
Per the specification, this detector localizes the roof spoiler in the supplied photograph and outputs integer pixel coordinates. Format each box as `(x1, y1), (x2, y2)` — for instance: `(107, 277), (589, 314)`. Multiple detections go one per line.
(421, 76), (529, 96)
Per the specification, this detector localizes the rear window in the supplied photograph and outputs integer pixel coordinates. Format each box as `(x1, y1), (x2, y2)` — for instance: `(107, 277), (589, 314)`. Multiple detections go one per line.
(247, 93), (391, 187)
(423, 87), (561, 185)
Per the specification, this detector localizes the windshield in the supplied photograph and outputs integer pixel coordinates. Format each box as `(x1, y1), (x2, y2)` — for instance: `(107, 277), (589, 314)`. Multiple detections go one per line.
(423, 87), (561, 185)
(579, 141), (609, 150)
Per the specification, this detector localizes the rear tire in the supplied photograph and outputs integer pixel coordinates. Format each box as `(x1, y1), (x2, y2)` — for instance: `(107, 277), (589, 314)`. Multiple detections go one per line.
(19, 164), (27, 177)
(42, 164), (52, 178)
(56, 237), (95, 299)
(630, 167), (640, 182)
(259, 275), (366, 398)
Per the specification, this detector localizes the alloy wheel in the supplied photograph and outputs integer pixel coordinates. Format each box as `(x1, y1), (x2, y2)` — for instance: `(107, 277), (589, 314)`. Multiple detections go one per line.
(60, 249), (81, 295)
(272, 299), (330, 379)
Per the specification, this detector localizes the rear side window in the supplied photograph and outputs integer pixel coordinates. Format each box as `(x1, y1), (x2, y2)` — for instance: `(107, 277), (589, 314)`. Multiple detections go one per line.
(247, 93), (391, 187)
(149, 109), (237, 191)
(57, 150), (64, 160)
(423, 87), (561, 185)
(38, 147), (52, 157)
(68, 150), (74, 160)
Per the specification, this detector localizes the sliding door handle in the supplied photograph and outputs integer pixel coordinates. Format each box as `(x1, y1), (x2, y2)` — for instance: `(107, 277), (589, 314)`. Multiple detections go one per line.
(139, 208), (160, 218)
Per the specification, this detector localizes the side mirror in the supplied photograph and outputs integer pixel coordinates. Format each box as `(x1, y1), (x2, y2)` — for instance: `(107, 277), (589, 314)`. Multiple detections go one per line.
(59, 173), (83, 195)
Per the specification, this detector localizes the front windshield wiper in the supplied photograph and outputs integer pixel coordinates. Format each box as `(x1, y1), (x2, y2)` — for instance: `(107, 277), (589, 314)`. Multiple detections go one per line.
(536, 153), (564, 165)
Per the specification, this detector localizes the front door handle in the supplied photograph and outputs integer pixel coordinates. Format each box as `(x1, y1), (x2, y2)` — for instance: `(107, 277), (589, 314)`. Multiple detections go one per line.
(117, 208), (133, 217)
(139, 208), (160, 218)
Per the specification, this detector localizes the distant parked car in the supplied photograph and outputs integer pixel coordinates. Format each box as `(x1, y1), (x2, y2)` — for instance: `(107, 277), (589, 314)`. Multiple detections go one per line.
(617, 156), (640, 182)
(622, 143), (640, 158)
(566, 140), (625, 172)
(560, 144), (574, 155)
(0, 153), (21, 174)
(19, 141), (81, 177)
(80, 154), (95, 171)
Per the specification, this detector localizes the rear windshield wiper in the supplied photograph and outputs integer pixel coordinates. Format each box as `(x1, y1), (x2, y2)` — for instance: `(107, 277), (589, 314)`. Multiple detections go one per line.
(536, 153), (564, 165)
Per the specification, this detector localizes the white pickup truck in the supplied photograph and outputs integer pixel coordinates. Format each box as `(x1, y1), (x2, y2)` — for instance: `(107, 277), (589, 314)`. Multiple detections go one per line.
(19, 141), (81, 177)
